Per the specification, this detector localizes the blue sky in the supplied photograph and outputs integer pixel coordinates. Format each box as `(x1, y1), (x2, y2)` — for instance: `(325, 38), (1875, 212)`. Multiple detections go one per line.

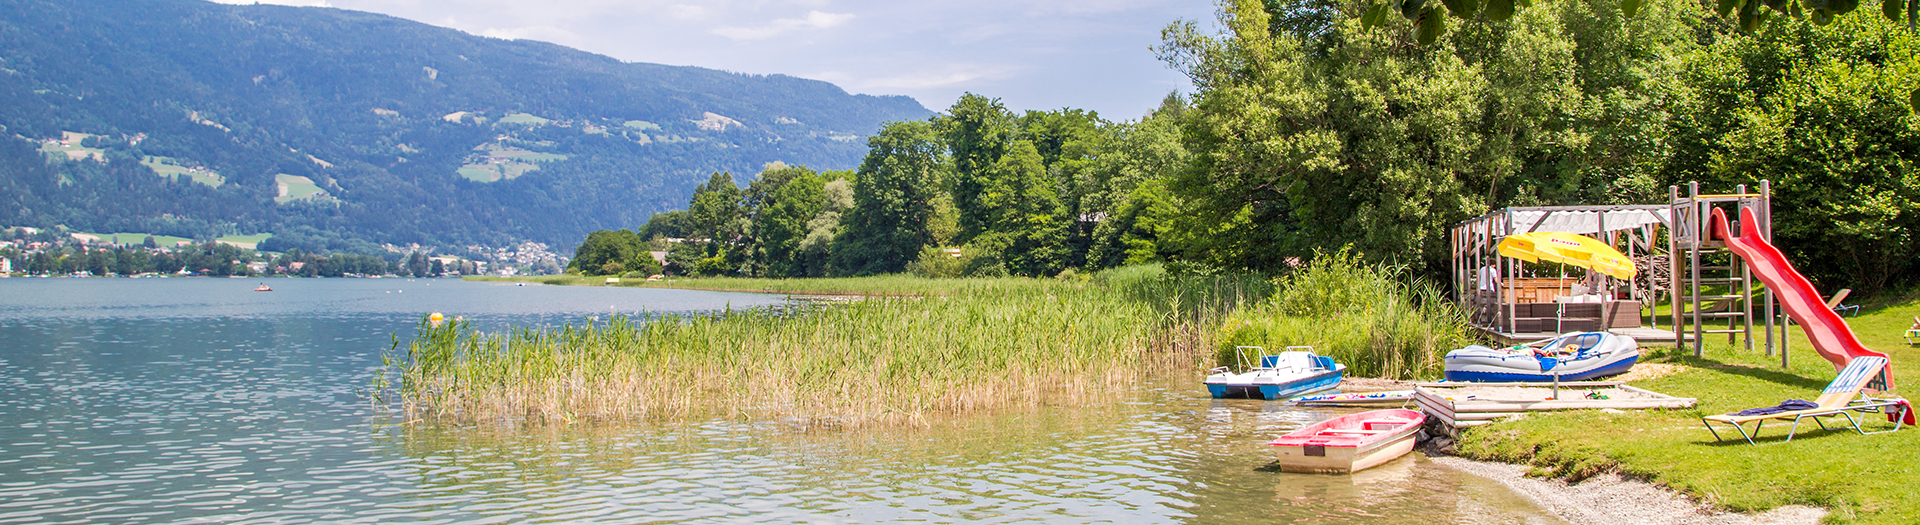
(212, 0), (1221, 120)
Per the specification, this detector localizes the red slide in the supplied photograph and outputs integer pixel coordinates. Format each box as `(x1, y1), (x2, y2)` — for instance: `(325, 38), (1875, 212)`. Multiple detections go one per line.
(1709, 207), (1893, 389)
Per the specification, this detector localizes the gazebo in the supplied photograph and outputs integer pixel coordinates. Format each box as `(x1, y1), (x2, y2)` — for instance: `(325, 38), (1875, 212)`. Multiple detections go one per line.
(1451, 205), (1677, 344)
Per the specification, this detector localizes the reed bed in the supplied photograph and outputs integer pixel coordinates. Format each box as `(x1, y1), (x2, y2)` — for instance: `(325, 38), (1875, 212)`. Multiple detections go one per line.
(471, 273), (1031, 297)
(394, 266), (1268, 427)
(1216, 251), (1471, 380)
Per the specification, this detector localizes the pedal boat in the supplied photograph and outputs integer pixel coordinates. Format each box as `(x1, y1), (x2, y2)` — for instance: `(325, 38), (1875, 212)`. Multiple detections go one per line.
(1204, 346), (1345, 400)
(1269, 408), (1425, 474)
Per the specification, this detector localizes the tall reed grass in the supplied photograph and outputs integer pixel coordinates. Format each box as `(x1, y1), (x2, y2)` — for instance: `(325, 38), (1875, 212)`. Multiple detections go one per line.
(393, 265), (1270, 426)
(1216, 250), (1470, 380)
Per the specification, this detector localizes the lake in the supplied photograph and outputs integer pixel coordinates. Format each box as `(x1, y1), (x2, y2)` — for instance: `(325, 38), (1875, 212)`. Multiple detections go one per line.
(0, 277), (1562, 523)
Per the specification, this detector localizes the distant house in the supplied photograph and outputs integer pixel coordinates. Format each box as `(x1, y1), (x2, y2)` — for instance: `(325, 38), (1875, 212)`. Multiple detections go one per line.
(1, 258), (10, 273)
(247, 261), (268, 274)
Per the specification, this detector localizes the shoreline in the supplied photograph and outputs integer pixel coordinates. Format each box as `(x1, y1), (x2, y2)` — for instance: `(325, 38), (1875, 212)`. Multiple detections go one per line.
(1430, 455), (1824, 524)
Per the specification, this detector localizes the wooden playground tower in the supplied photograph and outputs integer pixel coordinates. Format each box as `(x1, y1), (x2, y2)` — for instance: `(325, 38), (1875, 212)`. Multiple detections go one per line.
(1451, 181), (1790, 364)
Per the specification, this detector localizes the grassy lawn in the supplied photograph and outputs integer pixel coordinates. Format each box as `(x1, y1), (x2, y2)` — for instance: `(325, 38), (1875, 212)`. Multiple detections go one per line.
(1456, 298), (1920, 522)
(274, 174), (327, 203)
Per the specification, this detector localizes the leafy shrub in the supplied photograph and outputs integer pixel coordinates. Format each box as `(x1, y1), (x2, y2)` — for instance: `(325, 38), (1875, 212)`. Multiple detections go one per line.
(1218, 249), (1469, 379)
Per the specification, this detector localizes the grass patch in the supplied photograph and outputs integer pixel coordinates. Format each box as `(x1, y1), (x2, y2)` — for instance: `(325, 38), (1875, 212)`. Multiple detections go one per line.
(497, 113), (551, 125)
(274, 174), (327, 203)
(1453, 300), (1920, 523)
(403, 266), (1270, 426)
(73, 231), (194, 247)
(142, 156), (224, 187)
(456, 166), (500, 182)
(38, 132), (105, 162)
(217, 233), (272, 249)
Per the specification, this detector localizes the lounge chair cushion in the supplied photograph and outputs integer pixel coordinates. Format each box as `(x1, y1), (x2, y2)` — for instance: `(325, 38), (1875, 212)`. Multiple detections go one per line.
(1729, 399), (1818, 416)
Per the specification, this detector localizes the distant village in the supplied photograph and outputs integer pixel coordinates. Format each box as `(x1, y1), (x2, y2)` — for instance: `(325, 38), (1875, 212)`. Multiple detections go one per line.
(0, 226), (566, 278)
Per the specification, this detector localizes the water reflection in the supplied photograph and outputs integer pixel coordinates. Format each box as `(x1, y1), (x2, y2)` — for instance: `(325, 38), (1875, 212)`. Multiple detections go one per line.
(0, 280), (1561, 523)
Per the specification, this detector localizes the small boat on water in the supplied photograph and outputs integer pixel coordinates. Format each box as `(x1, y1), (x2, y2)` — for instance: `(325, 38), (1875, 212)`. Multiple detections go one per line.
(1444, 331), (1638, 382)
(1204, 346), (1345, 400)
(1270, 409), (1425, 474)
(253, 283), (273, 292)
(1289, 390), (1415, 406)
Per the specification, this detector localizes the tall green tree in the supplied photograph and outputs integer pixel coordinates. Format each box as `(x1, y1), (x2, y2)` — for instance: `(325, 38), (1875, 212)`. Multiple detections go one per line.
(834, 121), (948, 275)
(1664, 15), (1920, 292)
(744, 164), (828, 277)
(942, 94), (1019, 243)
(686, 172), (745, 271)
(971, 140), (1068, 276)
(1158, 0), (1690, 275)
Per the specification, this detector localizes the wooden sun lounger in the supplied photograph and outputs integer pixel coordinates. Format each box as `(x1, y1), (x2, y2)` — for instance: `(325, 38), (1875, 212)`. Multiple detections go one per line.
(1702, 356), (1907, 445)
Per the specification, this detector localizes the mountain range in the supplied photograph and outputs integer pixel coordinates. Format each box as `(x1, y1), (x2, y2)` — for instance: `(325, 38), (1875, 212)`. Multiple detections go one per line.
(0, 0), (930, 254)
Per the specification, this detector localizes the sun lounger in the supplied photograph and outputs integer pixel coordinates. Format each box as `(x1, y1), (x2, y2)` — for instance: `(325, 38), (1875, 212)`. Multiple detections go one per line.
(1826, 289), (1860, 317)
(1702, 356), (1908, 445)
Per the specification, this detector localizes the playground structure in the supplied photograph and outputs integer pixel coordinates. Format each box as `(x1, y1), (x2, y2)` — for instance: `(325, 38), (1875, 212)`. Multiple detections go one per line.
(1452, 181), (1889, 382)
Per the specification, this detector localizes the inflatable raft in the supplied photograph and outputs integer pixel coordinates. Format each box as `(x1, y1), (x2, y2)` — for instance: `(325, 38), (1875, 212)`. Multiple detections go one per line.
(1444, 331), (1638, 382)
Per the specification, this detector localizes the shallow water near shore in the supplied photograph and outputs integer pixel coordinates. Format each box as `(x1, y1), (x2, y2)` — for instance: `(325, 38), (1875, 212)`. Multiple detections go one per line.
(0, 278), (1563, 523)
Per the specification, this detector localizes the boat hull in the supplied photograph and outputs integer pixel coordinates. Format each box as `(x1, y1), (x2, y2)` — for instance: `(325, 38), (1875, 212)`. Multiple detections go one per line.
(1269, 409), (1425, 474)
(1272, 433), (1418, 474)
(1205, 367), (1345, 400)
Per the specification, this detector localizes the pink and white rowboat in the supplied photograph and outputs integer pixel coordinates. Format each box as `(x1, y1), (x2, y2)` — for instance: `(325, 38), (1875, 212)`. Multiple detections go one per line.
(1268, 409), (1425, 474)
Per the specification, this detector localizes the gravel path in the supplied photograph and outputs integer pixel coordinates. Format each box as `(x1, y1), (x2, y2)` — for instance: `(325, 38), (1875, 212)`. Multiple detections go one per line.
(1430, 456), (1825, 525)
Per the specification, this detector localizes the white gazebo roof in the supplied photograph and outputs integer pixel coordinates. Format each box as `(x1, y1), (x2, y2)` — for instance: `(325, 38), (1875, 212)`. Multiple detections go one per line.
(1500, 208), (1671, 236)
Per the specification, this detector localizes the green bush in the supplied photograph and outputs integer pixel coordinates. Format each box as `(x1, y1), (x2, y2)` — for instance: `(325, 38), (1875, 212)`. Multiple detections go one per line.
(906, 246), (967, 278)
(1218, 249), (1468, 379)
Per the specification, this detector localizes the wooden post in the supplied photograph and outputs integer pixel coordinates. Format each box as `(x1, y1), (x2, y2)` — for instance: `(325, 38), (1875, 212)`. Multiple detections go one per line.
(1669, 185), (1683, 352)
(1690, 181), (1703, 358)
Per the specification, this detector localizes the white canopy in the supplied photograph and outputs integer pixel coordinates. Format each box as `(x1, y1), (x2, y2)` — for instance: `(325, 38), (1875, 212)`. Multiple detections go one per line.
(1503, 209), (1670, 235)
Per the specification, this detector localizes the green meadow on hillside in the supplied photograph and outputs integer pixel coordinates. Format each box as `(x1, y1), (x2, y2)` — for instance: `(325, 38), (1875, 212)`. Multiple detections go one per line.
(142, 156), (224, 187)
(273, 174), (327, 203)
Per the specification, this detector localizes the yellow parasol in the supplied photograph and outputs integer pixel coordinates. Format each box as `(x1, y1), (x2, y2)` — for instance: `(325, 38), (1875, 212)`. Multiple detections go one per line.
(1497, 232), (1637, 279)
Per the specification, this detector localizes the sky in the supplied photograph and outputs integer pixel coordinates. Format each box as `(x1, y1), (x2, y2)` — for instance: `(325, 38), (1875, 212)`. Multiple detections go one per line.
(210, 0), (1222, 120)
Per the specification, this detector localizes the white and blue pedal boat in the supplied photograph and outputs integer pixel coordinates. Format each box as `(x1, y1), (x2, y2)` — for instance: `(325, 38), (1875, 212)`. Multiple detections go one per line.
(1205, 346), (1346, 400)
(1444, 331), (1639, 382)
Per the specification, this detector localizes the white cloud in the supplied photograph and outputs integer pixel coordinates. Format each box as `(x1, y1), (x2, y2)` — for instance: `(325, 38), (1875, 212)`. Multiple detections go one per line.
(711, 11), (854, 41)
(819, 63), (1019, 91)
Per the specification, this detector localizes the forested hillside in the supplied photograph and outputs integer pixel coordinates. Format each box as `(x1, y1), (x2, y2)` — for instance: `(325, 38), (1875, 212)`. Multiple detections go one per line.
(0, 0), (929, 253)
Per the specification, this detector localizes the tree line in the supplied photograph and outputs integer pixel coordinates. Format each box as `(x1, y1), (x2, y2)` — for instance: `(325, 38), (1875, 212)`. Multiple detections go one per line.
(2, 228), (473, 278)
(570, 94), (1189, 279)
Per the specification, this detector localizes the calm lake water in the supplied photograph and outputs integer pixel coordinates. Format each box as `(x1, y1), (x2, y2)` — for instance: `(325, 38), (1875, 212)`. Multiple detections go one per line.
(0, 278), (1563, 523)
